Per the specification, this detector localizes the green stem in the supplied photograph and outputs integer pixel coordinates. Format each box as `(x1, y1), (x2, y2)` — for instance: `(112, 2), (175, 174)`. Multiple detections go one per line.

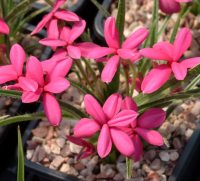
(123, 65), (129, 96)
(170, 4), (190, 43)
(58, 100), (87, 118)
(82, 58), (98, 81)
(158, 15), (171, 37)
(129, 62), (137, 97)
(75, 61), (94, 91)
(126, 157), (132, 179)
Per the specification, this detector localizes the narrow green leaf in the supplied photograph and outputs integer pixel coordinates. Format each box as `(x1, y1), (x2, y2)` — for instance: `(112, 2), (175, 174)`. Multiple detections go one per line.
(170, 4), (191, 43)
(135, 64), (200, 106)
(138, 88), (200, 113)
(0, 89), (86, 119)
(5, 0), (38, 22)
(17, 126), (24, 181)
(89, 0), (110, 17)
(116, 0), (125, 44)
(59, 100), (87, 118)
(0, 112), (44, 127)
(185, 74), (200, 91)
(0, 89), (22, 99)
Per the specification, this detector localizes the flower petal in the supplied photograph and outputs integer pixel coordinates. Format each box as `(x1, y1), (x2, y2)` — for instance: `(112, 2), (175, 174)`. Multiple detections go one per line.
(31, 13), (53, 35)
(39, 38), (67, 47)
(173, 28), (192, 61)
(159, 0), (181, 14)
(103, 93), (122, 119)
(44, 77), (70, 93)
(10, 44), (26, 76)
(68, 19), (86, 44)
(0, 65), (18, 84)
(42, 93), (62, 126)
(117, 48), (138, 60)
(141, 64), (172, 94)
(108, 110), (138, 127)
(122, 96), (138, 112)
(181, 57), (200, 69)
(138, 108), (166, 129)
(101, 55), (120, 83)
(97, 124), (112, 158)
(171, 62), (187, 80)
(54, 10), (80, 22)
(153, 42), (174, 62)
(18, 77), (38, 92)
(0, 18), (9, 34)
(110, 128), (134, 156)
(26, 56), (44, 86)
(60, 27), (71, 42)
(77, 42), (115, 59)
(21, 90), (41, 103)
(140, 47), (171, 61)
(47, 19), (59, 39)
(47, 57), (73, 81)
(67, 45), (81, 59)
(84, 94), (107, 124)
(74, 118), (100, 138)
(135, 128), (164, 146)
(122, 27), (149, 49)
(176, 0), (192, 2)
(104, 17), (120, 49)
(131, 134), (143, 161)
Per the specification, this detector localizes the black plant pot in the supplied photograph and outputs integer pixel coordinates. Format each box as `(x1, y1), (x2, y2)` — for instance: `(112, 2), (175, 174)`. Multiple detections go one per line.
(169, 124), (200, 181)
(22, 120), (82, 181)
(93, 0), (112, 45)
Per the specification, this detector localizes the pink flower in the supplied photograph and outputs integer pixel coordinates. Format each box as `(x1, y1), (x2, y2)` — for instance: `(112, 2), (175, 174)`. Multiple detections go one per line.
(0, 18), (9, 35)
(140, 28), (200, 94)
(79, 17), (149, 83)
(122, 97), (165, 161)
(0, 44), (26, 84)
(159, 0), (192, 14)
(39, 19), (86, 59)
(18, 56), (72, 125)
(31, 0), (79, 35)
(73, 93), (138, 158)
(67, 136), (95, 160)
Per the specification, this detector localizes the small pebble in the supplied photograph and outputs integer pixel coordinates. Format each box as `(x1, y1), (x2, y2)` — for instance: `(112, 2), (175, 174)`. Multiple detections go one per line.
(169, 152), (179, 161)
(159, 151), (170, 162)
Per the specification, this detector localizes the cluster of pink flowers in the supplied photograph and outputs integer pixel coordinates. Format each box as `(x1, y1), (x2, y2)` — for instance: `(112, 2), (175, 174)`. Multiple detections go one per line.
(73, 94), (166, 160)
(0, 0), (199, 161)
(0, 43), (72, 126)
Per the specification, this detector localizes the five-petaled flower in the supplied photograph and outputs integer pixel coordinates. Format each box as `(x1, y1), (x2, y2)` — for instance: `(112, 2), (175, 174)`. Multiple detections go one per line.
(39, 19), (86, 60)
(121, 97), (165, 161)
(73, 93), (138, 158)
(18, 56), (72, 125)
(31, 0), (79, 36)
(78, 16), (149, 83)
(140, 28), (200, 94)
